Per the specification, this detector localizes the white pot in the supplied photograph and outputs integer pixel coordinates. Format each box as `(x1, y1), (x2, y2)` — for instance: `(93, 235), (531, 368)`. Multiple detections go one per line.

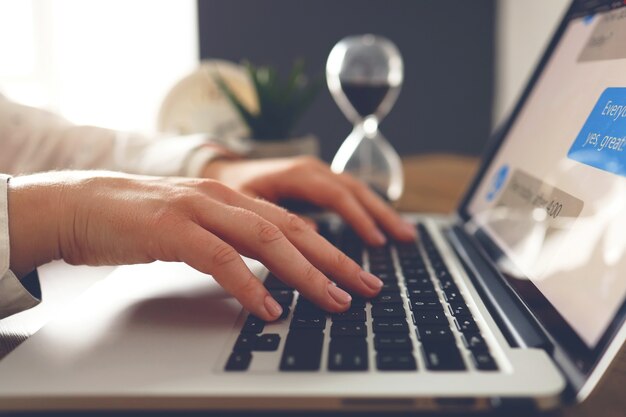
(245, 134), (320, 159)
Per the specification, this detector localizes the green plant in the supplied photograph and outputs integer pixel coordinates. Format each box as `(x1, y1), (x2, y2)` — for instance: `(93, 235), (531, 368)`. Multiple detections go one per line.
(215, 60), (322, 141)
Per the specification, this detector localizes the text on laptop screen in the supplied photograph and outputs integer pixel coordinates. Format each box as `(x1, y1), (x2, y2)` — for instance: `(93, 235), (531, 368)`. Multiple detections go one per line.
(468, 8), (626, 349)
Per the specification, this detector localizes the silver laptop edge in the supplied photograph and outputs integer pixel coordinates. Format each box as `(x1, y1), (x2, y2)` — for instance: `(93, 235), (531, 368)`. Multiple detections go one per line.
(0, 0), (624, 412)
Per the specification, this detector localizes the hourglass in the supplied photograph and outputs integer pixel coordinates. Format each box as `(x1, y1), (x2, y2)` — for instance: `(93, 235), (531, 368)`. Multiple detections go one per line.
(327, 35), (404, 201)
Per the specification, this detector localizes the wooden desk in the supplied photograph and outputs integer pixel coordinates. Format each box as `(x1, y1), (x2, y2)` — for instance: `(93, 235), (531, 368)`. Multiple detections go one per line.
(0, 154), (624, 416)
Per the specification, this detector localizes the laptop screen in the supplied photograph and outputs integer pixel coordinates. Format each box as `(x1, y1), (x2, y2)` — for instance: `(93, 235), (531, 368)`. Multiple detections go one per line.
(465, 4), (626, 372)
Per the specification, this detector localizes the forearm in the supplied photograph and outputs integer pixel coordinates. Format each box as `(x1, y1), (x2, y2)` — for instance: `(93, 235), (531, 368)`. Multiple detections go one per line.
(7, 174), (64, 277)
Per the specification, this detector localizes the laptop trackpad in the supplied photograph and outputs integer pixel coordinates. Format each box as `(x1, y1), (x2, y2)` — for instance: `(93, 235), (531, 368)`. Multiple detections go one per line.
(0, 261), (256, 393)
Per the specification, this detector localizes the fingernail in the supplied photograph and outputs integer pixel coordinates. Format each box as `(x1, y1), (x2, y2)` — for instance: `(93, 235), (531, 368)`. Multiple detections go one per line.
(327, 283), (352, 305)
(264, 295), (283, 319)
(372, 229), (387, 245)
(359, 270), (384, 290)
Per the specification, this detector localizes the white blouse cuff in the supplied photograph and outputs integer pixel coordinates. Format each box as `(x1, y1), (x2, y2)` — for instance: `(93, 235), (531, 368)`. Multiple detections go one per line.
(0, 174), (41, 320)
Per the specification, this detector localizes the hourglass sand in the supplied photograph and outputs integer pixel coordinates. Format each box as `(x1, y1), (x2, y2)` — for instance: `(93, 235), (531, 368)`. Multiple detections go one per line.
(327, 35), (404, 201)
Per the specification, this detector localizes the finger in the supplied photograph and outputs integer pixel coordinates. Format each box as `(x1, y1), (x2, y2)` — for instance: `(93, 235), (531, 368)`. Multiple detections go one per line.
(192, 197), (353, 313)
(282, 173), (388, 246)
(239, 197), (384, 298)
(172, 223), (283, 321)
(338, 174), (416, 242)
(298, 214), (318, 231)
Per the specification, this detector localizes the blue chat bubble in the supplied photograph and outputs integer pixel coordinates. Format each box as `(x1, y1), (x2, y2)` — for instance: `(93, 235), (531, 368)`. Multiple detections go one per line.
(568, 87), (626, 176)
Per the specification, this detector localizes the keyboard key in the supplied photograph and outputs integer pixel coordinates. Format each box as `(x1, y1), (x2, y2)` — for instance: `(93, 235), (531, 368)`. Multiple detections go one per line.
(254, 334), (280, 351)
(374, 271), (397, 282)
(373, 318), (409, 334)
(410, 299), (444, 311)
(400, 257), (425, 268)
(270, 290), (294, 307)
(328, 338), (368, 371)
(331, 322), (367, 337)
(350, 296), (367, 307)
(443, 287), (463, 302)
(462, 332), (487, 349)
(417, 326), (455, 345)
(225, 351), (252, 371)
(381, 281), (400, 292)
(290, 316), (326, 330)
(470, 348), (498, 371)
(233, 334), (257, 351)
(407, 288), (437, 299)
(372, 303), (406, 318)
(448, 301), (470, 316)
(241, 315), (265, 334)
(294, 299), (326, 317)
(374, 334), (413, 351)
(455, 317), (479, 333)
(370, 264), (395, 275)
(332, 309), (366, 322)
(263, 274), (291, 290)
(278, 307), (290, 321)
(372, 292), (403, 304)
(439, 279), (457, 290)
(402, 267), (430, 278)
(422, 345), (466, 371)
(280, 330), (324, 371)
(377, 351), (417, 371)
(413, 311), (449, 325)
(405, 276), (432, 288)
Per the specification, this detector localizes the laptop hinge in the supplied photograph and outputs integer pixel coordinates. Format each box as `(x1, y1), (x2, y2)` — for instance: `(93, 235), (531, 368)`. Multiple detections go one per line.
(446, 224), (553, 352)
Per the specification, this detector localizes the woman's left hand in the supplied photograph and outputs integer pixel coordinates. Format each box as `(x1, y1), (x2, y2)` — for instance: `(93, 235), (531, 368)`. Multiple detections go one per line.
(203, 156), (416, 246)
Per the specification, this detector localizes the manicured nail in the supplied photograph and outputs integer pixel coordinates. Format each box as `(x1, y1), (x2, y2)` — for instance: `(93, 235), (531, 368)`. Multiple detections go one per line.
(264, 295), (283, 319)
(359, 270), (384, 290)
(372, 229), (387, 245)
(327, 284), (352, 305)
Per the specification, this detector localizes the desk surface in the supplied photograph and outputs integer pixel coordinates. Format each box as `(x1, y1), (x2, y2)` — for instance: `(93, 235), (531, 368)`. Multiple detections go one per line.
(1, 154), (624, 416)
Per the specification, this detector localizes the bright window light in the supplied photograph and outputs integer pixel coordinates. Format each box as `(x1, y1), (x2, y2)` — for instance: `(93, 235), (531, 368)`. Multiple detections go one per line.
(0, 0), (198, 132)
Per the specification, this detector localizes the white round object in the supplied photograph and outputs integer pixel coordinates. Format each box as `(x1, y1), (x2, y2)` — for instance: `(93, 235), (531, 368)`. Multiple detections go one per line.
(158, 60), (257, 138)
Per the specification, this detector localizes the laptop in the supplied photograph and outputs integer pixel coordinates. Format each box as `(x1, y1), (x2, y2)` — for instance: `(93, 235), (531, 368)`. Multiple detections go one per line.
(0, 0), (625, 412)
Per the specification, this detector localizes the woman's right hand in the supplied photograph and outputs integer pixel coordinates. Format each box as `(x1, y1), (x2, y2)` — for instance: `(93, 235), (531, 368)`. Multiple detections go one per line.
(7, 171), (385, 321)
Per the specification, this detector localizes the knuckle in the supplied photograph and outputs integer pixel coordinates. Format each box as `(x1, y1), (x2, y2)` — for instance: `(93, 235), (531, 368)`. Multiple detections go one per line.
(303, 263), (321, 285)
(211, 243), (239, 267)
(296, 155), (321, 167)
(329, 188), (350, 205)
(335, 250), (355, 271)
(285, 212), (309, 234)
(201, 180), (236, 202)
(255, 220), (284, 244)
(340, 172), (363, 188)
(234, 275), (261, 296)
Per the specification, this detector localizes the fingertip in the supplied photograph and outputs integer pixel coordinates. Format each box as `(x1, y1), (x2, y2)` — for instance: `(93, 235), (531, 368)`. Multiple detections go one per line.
(369, 229), (387, 246)
(394, 222), (417, 241)
(327, 283), (352, 308)
(263, 295), (283, 321)
(359, 270), (384, 291)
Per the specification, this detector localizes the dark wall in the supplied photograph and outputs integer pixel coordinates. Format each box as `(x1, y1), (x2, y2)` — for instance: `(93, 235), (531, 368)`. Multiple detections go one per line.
(198, 0), (495, 161)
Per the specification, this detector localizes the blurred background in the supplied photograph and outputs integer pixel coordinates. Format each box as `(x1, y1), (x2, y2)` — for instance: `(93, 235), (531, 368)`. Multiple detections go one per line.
(0, 0), (569, 161)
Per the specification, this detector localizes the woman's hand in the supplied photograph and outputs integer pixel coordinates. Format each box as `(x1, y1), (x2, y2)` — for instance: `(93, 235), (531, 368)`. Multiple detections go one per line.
(8, 171), (386, 321)
(203, 156), (416, 245)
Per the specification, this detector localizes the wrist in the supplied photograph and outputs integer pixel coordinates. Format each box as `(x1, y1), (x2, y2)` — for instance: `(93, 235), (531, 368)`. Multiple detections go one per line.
(201, 159), (234, 180)
(7, 174), (65, 277)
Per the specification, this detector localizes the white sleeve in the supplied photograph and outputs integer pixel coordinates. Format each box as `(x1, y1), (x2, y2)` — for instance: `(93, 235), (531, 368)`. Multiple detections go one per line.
(0, 174), (41, 320)
(0, 95), (225, 177)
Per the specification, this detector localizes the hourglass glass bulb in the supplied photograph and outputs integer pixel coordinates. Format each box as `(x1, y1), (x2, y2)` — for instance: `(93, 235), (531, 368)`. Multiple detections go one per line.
(326, 34), (403, 123)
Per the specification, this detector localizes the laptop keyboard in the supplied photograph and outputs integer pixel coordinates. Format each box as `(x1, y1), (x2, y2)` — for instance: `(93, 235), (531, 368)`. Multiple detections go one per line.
(224, 223), (498, 373)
